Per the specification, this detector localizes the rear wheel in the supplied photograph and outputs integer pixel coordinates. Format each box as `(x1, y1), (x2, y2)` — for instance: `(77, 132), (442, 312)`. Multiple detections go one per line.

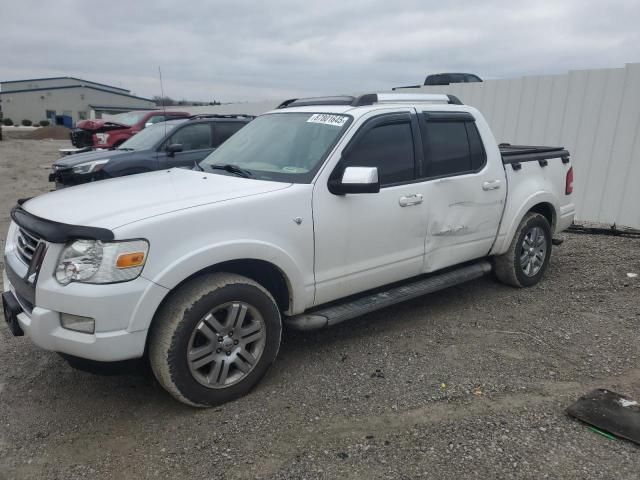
(494, 212), (552, 287)
(149, 273), (282, 407)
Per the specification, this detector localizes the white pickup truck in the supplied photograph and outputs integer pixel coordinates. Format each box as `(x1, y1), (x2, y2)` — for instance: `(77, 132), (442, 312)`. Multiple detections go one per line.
(2, 93), (575, 406)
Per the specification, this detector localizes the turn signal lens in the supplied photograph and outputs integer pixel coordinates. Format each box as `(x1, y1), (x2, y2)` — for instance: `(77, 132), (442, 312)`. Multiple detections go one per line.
(116, 252), (146, 269)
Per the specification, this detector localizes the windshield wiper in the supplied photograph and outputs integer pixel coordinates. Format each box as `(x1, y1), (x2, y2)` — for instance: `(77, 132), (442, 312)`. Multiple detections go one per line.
(209, 164), (253, 178)
(192, 160), (204, 172)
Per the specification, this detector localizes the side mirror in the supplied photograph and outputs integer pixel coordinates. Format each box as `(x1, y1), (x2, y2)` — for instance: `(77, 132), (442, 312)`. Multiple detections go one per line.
(166, 143), (183, 156)
(144, 122), (153, 128)
(328, 166), (380, 195)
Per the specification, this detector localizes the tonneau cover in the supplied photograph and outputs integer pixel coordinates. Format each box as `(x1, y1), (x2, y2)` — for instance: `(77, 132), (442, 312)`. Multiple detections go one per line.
(500, 144), (569, 164)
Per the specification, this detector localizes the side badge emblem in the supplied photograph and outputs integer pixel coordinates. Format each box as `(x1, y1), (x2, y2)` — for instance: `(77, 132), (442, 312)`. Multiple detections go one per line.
(293, 217), (303, 225)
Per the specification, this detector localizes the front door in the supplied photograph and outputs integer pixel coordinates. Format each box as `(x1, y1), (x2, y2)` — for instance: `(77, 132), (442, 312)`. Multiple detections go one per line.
(312, 112), (428, 305)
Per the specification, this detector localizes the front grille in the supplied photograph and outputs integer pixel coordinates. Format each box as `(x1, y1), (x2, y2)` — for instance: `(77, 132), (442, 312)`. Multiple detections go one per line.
(16, 228), (41, 265)
(70, 128), (94, 148)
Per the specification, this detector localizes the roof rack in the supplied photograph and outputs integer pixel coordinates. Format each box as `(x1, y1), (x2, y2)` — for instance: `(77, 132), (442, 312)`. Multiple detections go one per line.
(277, 93), (463, 109)
(188, 114), (255, 120)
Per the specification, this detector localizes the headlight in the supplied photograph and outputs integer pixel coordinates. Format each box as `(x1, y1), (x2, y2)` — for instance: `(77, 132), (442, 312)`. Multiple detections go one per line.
(55, 239), (149, 285)
(72, 159), (110, 174)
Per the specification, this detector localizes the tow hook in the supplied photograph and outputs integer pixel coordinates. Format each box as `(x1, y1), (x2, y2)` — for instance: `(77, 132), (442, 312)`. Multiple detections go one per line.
(2, 291), (25, 337)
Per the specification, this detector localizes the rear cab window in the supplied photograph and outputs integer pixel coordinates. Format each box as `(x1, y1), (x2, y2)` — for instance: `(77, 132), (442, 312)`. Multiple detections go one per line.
(419, 112), (486, 178)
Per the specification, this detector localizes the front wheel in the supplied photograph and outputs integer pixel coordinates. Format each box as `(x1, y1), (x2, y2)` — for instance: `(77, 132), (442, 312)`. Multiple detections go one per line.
(149, 273), (282, 407)
(494, 212), (552, 287)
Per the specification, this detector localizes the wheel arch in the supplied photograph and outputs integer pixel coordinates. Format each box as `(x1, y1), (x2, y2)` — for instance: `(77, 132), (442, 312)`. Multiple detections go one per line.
(136, 256), (298, 335)
(141, 258), (292, 358)
(169, 258), (292, 313)
(528, 202), (556, 232)
(492, 193), (559, 255)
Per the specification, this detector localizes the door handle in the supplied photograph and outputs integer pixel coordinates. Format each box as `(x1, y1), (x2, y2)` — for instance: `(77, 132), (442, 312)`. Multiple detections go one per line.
(399, 194), (423, 207)
(482, 179), (502, 191)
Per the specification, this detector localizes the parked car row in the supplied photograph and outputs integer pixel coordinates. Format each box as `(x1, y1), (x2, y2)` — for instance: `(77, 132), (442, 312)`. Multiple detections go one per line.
(70, 110), (190, 150)
(52, 114), (253, 187)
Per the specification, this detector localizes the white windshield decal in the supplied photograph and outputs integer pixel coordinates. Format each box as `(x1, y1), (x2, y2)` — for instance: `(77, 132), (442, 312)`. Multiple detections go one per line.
(306, 114), (348, 127)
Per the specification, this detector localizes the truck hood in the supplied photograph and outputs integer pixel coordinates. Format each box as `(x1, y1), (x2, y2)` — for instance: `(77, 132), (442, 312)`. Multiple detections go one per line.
(53, 148), (134, 168)
(75, 119), (130, 131)
(23, 168), (292, 231)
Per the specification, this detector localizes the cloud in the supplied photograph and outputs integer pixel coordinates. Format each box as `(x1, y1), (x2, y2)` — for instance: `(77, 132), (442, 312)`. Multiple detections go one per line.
(0, 0), (638, 101)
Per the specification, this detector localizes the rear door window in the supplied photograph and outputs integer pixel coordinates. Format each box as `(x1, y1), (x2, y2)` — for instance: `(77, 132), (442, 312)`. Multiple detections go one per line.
(420, 117), (486, 177)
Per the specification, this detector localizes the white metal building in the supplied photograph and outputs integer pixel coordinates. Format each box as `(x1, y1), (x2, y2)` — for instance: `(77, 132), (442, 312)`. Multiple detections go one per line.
(0, 76), (156, 127)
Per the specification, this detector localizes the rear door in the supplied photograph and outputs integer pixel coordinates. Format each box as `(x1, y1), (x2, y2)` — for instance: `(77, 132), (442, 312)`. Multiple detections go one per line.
(418, 111), (506, 272)
(159, 122), (216, 169)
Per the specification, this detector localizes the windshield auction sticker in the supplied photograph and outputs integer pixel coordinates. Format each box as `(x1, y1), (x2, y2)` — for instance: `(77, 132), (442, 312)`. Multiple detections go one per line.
(307, 114), (348, 127)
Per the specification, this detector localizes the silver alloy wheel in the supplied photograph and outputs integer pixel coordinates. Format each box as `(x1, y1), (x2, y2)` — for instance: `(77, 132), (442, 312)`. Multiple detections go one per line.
(187, 301), (266, 389)
(519, 226), (547, 277)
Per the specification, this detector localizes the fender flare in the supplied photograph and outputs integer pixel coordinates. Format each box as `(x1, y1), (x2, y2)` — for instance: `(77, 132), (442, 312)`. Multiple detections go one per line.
(129, 241), (310, 332)
(492, 191), (559, 255)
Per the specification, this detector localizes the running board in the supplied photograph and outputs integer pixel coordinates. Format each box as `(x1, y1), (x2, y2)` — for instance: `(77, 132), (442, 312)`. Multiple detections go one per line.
(285, 260), (492, 331)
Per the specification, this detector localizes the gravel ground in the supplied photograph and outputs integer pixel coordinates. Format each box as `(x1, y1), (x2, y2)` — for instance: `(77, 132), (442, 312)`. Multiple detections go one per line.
(1, 139), (639, 479)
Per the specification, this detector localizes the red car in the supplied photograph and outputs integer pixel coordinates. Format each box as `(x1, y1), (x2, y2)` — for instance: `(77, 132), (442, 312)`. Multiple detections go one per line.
(70, 110), (189, 149)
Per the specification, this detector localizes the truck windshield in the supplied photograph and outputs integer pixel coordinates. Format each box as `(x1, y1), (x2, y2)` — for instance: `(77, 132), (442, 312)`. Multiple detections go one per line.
(200, 112), (352, 183)
(109, 111), (148, 126)
(117, 122), (180, 151)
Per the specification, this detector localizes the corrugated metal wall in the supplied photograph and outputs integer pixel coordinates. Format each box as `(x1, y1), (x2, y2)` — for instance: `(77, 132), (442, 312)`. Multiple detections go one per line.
(397, 63), (640, 230)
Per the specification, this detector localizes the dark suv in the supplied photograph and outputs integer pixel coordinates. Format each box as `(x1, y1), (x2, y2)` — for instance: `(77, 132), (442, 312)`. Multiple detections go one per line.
(50, 115), (252, 188)
(424, 73), (482, 85)
(393, 73), (482, 90)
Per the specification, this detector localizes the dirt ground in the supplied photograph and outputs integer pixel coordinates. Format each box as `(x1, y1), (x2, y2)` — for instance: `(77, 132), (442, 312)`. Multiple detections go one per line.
(1, 138), (639, 479)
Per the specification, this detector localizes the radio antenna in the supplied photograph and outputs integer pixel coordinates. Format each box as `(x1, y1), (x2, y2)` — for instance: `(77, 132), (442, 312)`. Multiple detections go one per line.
(158, 66), (168, 136)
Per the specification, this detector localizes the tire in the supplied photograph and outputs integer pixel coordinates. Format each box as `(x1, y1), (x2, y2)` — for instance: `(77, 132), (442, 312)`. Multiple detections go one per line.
(494, 212), (552, 288)
(149, 273), (282, 407)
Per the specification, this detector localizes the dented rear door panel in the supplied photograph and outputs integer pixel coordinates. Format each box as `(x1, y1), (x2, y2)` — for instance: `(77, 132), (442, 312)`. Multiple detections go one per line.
(421, 110), (507, 273)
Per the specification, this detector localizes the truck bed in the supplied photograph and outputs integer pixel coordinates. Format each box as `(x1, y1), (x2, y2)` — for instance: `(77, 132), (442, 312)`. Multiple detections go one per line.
(500, 144), (569, 164)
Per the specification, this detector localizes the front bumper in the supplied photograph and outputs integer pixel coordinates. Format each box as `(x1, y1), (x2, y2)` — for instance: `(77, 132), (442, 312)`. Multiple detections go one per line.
(3, 263), (164, 362)
(49, 166), (101, 188)
(3, 221), (169, 362)
(12, 304), (148, 362)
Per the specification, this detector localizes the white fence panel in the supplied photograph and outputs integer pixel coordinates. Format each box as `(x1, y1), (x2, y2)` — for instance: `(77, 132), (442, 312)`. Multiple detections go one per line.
(399, 63), (640, 230)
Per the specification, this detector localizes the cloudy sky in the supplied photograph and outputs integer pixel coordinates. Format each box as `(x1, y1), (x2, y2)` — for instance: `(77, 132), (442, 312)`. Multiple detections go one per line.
(1, 0), (638, 102)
